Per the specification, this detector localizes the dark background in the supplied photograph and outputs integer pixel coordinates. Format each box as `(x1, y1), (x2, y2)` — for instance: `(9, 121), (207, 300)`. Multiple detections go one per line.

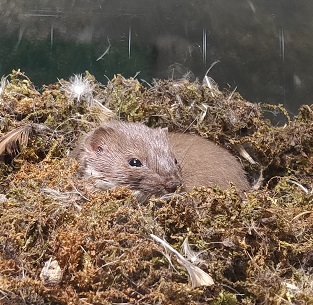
(1, 0), (313, 114)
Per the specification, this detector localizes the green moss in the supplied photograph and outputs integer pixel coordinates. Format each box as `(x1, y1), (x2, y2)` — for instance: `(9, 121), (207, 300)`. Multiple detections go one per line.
(0, 71), (312, 304)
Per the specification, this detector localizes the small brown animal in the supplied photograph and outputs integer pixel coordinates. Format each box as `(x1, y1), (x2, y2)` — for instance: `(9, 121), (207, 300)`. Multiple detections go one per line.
(72, 121), (249, 201)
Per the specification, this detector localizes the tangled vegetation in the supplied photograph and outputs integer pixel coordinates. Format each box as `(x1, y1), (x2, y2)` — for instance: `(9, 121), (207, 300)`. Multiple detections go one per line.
(0, 70), (312, 304)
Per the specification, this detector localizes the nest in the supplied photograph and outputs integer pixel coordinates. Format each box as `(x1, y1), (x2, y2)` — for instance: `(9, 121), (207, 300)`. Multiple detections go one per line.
(0, 70), (312, 304)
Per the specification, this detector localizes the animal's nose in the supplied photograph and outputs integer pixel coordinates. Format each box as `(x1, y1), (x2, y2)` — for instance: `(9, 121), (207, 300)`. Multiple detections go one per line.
(165, 181), (182, 193)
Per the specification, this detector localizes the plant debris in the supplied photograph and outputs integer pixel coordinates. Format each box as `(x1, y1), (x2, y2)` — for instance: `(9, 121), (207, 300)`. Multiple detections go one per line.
(0, 70), (312, 304)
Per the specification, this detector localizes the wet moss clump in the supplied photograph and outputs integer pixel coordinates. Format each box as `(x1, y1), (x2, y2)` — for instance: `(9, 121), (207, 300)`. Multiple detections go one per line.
(0, 70), (312, 304)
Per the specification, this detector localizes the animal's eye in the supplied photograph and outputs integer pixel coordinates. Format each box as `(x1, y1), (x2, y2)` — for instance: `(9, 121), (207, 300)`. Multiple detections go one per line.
(128, 158), (143, 167)
(97, 146), (103, 153)
(174, 158), (178, 165)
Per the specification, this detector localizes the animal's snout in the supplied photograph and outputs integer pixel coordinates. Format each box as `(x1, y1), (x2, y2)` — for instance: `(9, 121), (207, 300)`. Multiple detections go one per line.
(165, 181), (182, 193)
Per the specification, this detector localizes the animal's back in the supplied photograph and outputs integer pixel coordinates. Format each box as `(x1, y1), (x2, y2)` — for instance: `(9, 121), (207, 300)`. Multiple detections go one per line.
(169, 133), (249, 192)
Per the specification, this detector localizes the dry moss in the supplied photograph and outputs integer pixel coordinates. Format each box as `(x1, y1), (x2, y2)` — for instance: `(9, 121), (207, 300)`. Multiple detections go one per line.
(0, 71), (312, 304)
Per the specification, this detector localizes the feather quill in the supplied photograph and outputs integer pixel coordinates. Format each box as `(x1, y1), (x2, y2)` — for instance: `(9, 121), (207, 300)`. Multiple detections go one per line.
(151, 234), (214, 287)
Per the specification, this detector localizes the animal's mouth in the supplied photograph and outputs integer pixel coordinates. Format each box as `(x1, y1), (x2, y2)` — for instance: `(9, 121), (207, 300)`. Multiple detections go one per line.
(164, 181), (183, 193)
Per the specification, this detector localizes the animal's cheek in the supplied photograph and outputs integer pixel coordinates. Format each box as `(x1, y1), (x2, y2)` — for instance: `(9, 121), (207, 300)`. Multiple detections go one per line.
(120, 168), (146, 184)
(138, 172), (168, 189)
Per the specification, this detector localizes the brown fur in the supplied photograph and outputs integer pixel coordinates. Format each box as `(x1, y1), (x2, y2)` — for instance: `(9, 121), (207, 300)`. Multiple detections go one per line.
(71, 121), (249, 201)
(168, 133), (250, 192)
(71, 121), (182, 202)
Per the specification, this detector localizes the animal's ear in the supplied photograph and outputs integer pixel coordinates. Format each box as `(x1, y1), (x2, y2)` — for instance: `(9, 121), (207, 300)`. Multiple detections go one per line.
(86, 126), (114, 153)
